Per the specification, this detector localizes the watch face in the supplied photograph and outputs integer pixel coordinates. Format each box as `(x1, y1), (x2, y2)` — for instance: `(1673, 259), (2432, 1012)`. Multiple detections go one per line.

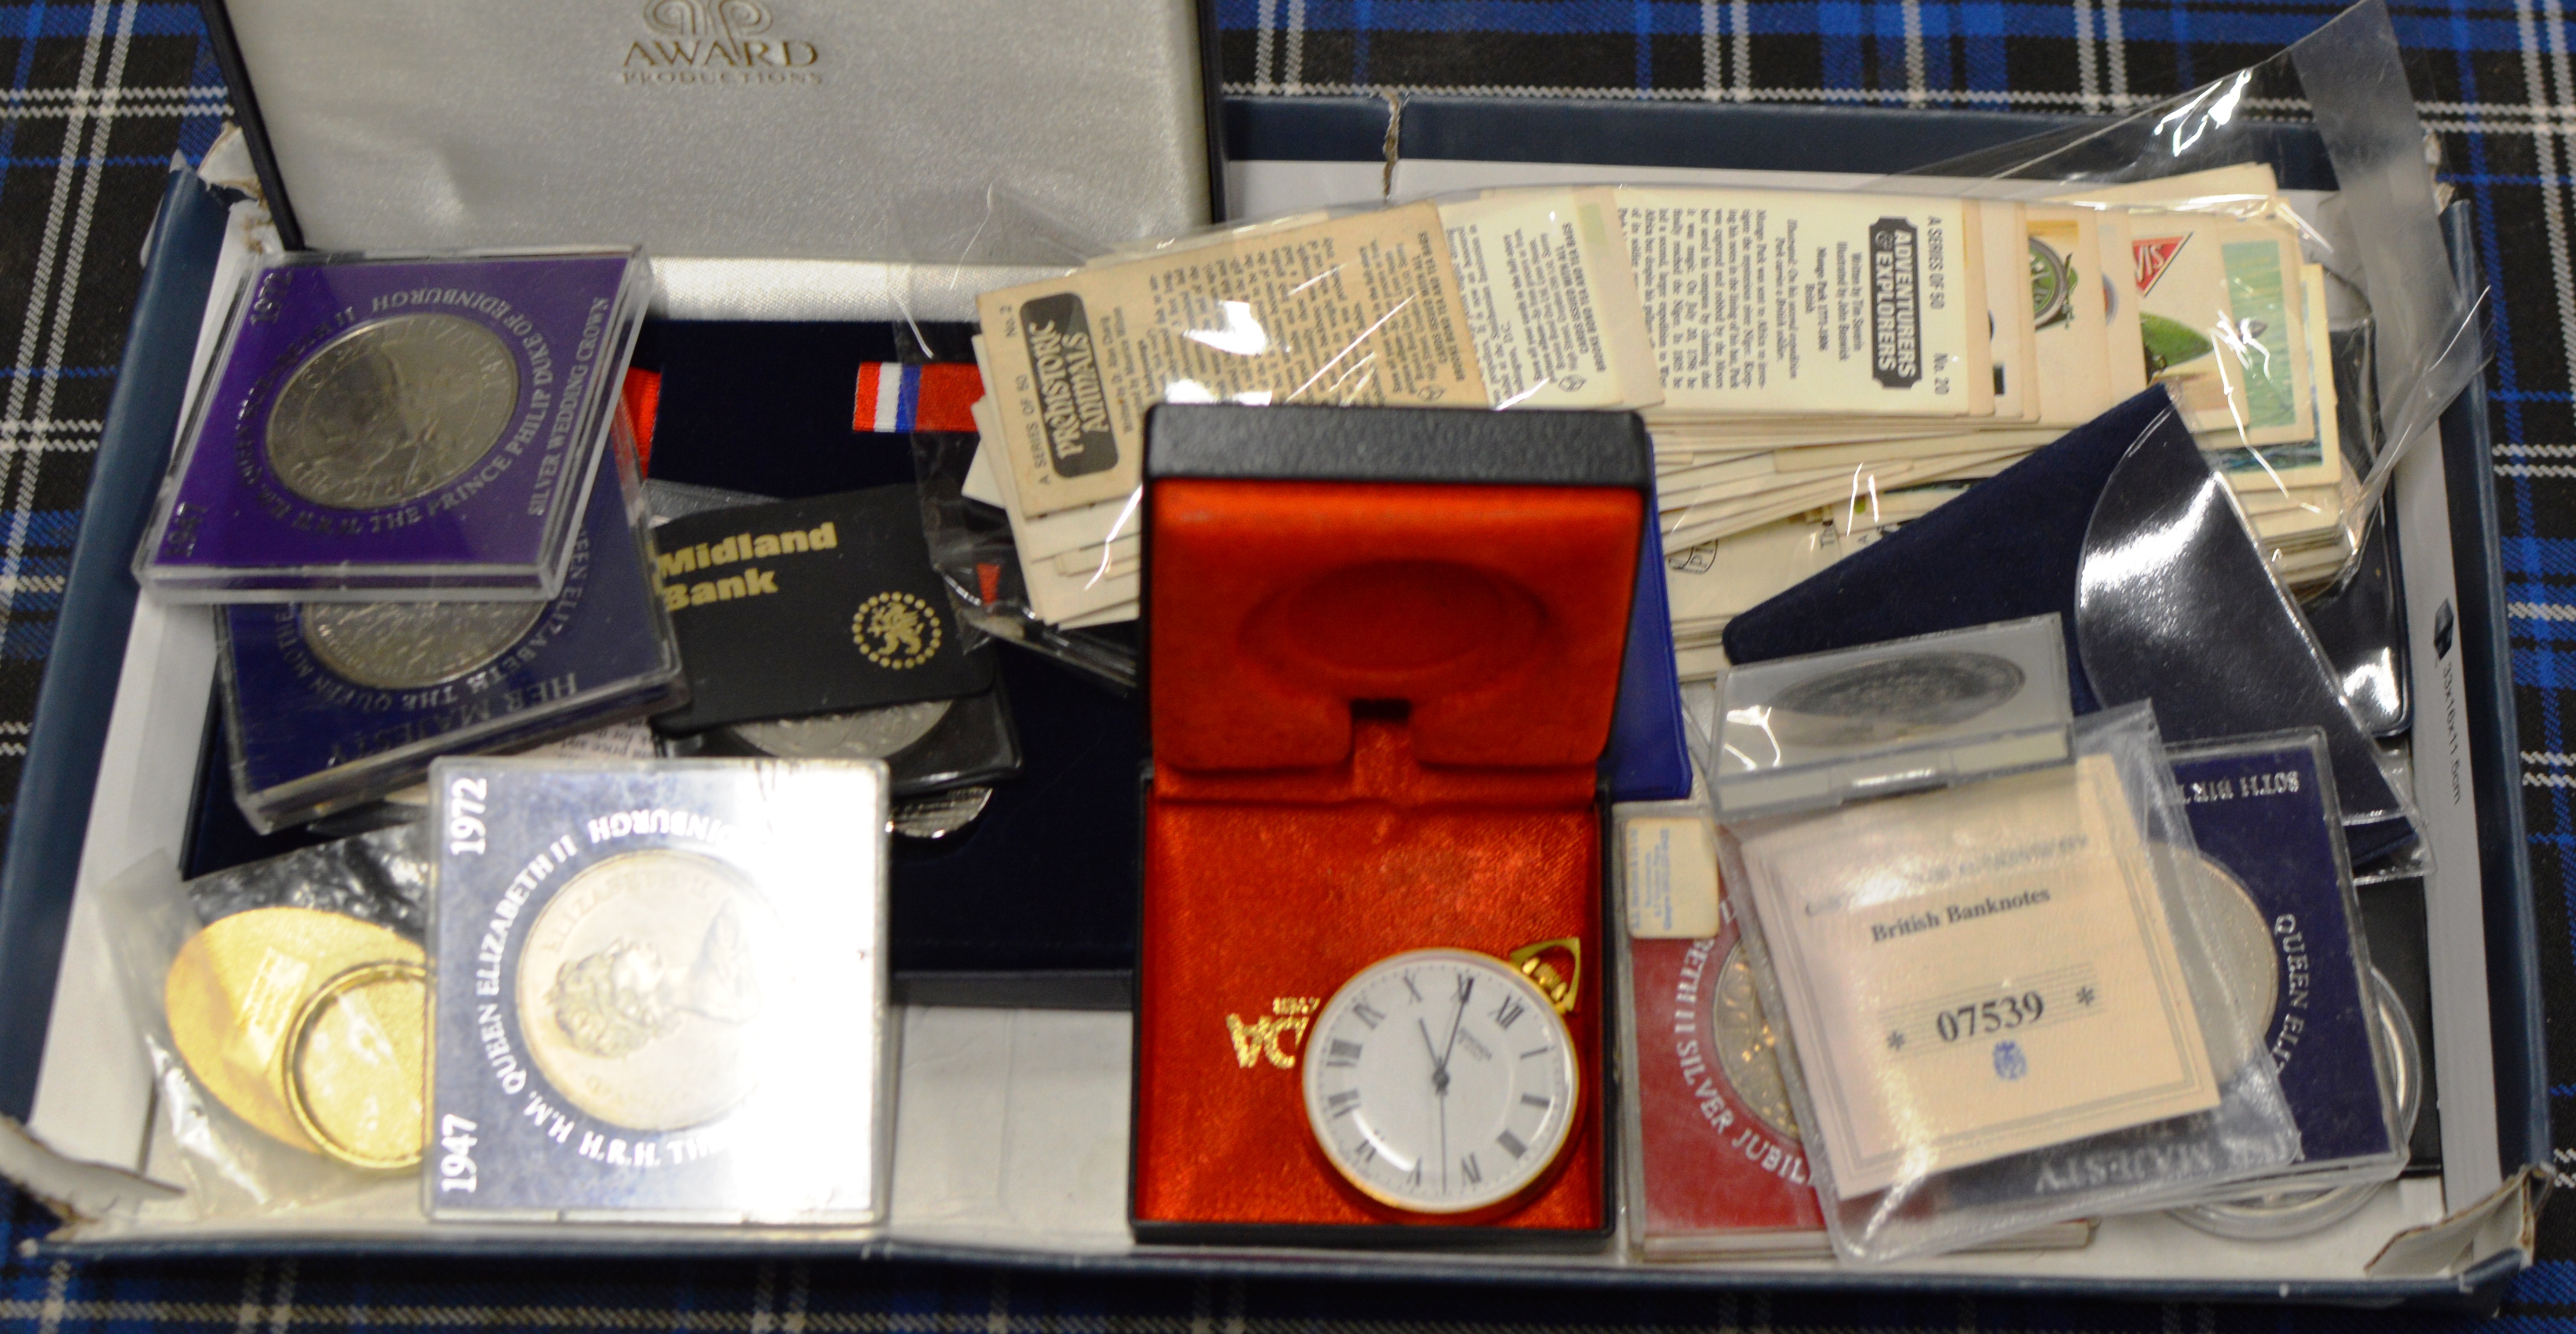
(1301, 948), (1579, 1215)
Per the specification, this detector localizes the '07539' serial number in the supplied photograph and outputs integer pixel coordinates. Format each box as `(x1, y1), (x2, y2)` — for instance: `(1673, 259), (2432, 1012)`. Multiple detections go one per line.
(1935, 990), (2044, 1043)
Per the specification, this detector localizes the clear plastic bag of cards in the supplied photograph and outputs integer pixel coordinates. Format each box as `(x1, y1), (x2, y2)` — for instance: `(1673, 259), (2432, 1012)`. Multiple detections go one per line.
(913, 0), (2472, 631)
(216, 419), (687, 833)
(906, 191), (1655, 642)
(1887, 0), (2485, 597)
(135, 246), (652, 602)
(1716, 704), (2302, 1262)
(910, 425), (1141, 692)
(97, 825), (432, 1219)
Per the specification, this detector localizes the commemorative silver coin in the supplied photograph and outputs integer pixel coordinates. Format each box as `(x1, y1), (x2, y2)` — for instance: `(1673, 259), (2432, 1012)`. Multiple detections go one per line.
(1710, 941), (1799, 1136)
(516, 849), (780, 1134)
(727, 699), (951, 761)
(1766, 650), (2027, 748)
(264, 313), (520, 511)
(2172, 849), (2281, 1076)
(300, 599), (548, 691)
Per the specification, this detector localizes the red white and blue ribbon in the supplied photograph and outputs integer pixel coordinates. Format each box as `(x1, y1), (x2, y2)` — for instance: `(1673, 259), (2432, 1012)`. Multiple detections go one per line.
(853, 361), (981, 434)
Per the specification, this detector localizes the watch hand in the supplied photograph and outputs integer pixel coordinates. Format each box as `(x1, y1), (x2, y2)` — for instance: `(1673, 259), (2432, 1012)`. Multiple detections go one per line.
(1439, 1080), (1451, 1195)
(1439, 988), (1470, 1076)
(1419, 1017), (1449, 1095)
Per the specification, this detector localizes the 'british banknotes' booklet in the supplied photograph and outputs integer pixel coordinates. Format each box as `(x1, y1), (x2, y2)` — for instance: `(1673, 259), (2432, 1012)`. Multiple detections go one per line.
(1733, 753), (2221, 1197)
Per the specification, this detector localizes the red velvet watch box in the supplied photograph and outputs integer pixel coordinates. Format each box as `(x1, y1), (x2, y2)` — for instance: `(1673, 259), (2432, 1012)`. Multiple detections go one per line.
(1131, 405), (1651, 1246)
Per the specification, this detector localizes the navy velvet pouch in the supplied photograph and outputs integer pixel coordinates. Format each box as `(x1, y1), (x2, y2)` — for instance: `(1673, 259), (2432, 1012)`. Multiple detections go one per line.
(1723, 388), (2414, 862)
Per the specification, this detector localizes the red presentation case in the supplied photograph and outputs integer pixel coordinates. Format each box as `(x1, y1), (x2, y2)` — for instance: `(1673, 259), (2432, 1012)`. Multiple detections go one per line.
(1130, 404), (1653, 1247)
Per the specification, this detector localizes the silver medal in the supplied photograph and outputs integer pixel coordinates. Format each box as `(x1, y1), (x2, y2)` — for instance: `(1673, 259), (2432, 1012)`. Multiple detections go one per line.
(301, 599), (546, 690)
(517, 851), (780, 1133)
(1711, 941), (1799, 1137)
(2171, 850), (2281, 1077)
(1766, 650), (2026, 748)
(265, 313), (520, 510)
(728, 699), (950, 761)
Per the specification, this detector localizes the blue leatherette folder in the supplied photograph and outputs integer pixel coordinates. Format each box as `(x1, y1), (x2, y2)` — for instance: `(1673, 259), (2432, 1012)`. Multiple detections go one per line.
(0, 170), (230, 1119)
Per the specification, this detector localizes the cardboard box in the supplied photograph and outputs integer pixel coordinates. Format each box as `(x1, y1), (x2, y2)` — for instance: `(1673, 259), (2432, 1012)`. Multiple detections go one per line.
(0, 0), (2544, 1309)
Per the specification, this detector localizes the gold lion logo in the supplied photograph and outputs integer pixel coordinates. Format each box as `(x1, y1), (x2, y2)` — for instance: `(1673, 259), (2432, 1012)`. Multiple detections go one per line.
(852, 591), (942, 669)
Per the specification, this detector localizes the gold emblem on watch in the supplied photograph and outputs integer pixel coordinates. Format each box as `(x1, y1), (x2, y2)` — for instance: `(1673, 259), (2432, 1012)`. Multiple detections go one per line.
(1508, 938), (1582, 1013)
(1226, 996), (1320, 1069)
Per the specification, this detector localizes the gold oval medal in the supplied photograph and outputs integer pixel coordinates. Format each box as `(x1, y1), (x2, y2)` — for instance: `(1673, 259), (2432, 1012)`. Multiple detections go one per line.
(164, 906), (425, 1165)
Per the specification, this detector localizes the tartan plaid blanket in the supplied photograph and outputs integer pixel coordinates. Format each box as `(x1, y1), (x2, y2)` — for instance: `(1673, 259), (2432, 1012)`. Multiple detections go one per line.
(1, 0), (2572, 1322)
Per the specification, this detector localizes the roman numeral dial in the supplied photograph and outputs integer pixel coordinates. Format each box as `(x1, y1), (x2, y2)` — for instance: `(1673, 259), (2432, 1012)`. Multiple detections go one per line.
(1300, 948), (1580, 1215)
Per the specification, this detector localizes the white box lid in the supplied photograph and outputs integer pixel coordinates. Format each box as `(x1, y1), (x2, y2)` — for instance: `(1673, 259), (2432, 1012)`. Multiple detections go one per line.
(212, 0), (1215, 263)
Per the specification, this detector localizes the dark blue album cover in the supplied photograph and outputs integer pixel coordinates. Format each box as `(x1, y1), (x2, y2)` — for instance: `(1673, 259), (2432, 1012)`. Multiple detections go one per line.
(2170, 734), (2399, 1169)
(219, 451), (684, 833)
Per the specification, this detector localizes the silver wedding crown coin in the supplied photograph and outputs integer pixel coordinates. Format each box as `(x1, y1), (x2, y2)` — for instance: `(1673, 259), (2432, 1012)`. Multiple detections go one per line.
(301, 599), (548, 691)
(265, 313), (520, 511)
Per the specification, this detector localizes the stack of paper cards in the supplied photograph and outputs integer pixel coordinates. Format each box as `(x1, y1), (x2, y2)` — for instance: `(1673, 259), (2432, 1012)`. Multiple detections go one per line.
(1660, 498), (1902, 681)
(1651, 168), (2348, 677)
(956, 168), (2352, 631)
(958, 188), (1661, 625)
(1636, 168), (2348, 569)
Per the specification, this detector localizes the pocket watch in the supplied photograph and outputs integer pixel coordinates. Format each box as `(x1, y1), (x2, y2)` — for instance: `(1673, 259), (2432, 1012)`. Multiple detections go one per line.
(1300, 944), (1580, 1214)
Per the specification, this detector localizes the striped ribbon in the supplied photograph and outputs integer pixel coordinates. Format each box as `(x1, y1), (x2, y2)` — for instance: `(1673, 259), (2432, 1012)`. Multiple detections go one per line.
(854, 362), (981, 434)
